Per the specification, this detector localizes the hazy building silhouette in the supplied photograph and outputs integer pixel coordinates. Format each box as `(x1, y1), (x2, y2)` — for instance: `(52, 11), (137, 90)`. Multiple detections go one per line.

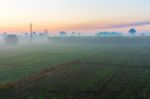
(59, 31), (67, 37)
(96, 32), (122, 37)
(70, 32), (76, 37)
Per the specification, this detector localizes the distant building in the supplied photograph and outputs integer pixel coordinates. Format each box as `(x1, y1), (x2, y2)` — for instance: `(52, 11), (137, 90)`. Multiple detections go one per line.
(33, 32), (37, 36)
(59, 31), (67, 37)
(71, 32), (76, 36)
(39, 33), (45, 37)
(96, 32), (122, 37)
(141, 33), (150, 36)
(22, 32), (49, 41)
(23, 33), (30, 39)
(77, 33), (81, 36)
(3, 32), (7, 37)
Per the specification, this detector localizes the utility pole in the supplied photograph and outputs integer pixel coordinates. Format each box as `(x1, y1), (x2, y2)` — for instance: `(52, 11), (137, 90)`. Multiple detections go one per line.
(30, 23), (33, 42)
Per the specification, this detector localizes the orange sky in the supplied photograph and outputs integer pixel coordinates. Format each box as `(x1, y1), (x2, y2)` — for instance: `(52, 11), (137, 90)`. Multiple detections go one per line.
(1, 20), (150, 34)
(0, 0), (150, 34)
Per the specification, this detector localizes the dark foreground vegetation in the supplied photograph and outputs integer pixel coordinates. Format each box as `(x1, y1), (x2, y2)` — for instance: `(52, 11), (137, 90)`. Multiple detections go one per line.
(0, 37), (150, 99)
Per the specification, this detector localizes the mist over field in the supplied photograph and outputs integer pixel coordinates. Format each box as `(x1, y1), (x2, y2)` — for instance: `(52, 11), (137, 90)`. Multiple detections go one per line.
(0, 36), (150, 99)
(1, 0), (150, 99)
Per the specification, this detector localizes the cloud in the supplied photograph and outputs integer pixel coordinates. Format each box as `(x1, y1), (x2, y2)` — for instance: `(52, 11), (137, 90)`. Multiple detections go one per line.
(69, 21), (150, 30)
(106, 21), (150, 29)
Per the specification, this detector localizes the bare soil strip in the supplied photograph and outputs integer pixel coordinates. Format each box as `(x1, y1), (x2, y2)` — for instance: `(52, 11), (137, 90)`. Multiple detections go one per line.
(0, 59), (81, 91)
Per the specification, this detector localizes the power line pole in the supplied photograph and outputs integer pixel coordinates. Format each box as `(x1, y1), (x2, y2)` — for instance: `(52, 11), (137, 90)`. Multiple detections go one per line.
(30, 23), (33, 42)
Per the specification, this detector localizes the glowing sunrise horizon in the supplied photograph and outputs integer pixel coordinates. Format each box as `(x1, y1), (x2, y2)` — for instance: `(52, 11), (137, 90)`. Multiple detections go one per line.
(0, 0), (150, 34)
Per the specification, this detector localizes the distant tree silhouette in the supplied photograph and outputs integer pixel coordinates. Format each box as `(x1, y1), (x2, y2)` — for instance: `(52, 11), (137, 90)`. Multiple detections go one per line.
(4, 34), (18, 44)
(129, 28), (136, 35)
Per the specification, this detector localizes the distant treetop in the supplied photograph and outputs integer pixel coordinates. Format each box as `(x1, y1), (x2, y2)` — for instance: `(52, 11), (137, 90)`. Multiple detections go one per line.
(129, 28), (137, 35)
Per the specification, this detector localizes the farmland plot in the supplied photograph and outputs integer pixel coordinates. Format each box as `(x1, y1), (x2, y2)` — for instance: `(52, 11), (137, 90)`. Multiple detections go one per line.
(0, 38), (150, 99)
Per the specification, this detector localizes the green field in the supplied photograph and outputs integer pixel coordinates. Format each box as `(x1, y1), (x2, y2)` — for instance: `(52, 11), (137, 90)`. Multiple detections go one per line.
(0, 37), (150, 99)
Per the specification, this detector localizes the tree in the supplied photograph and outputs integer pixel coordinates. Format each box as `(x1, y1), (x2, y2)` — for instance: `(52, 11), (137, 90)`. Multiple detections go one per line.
(129, 28), (136, 36)
(4, 34), (18, 44)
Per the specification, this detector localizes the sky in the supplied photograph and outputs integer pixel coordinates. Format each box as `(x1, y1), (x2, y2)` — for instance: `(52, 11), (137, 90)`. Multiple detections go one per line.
(0, 0), (150, 34)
